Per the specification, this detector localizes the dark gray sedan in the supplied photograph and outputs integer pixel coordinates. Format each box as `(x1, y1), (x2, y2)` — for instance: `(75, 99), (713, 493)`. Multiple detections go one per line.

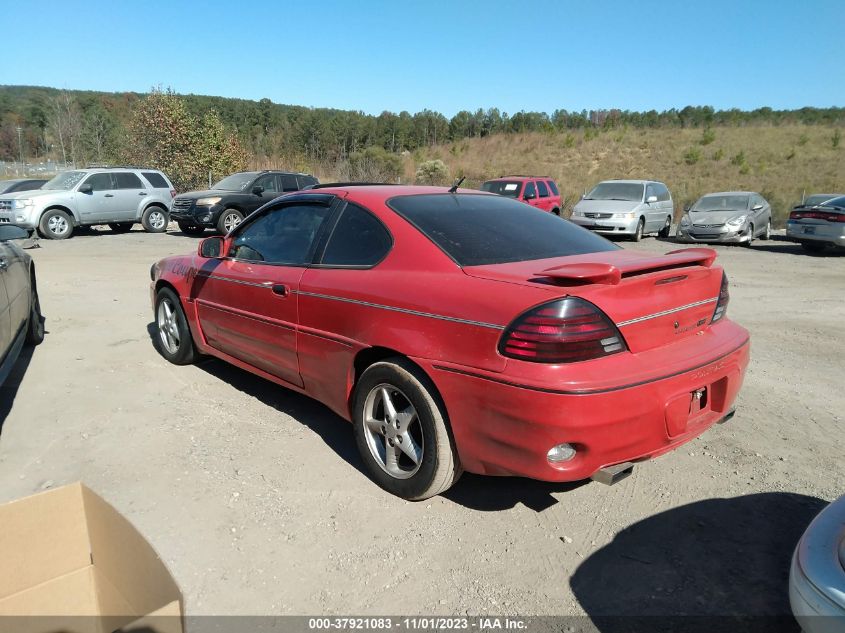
(0, 225), (44, 385)
(676, 191), (773, 245)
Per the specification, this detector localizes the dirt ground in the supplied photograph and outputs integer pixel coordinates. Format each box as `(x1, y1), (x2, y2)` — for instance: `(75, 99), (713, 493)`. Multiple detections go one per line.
(0, 226), (842, 621)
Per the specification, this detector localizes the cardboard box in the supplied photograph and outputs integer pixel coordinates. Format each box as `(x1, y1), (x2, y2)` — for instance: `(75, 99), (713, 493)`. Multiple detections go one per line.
(0, 482), (183, 633)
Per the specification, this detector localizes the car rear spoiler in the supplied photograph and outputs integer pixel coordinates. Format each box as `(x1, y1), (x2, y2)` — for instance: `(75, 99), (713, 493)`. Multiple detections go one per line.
(536, 248), (717, 286)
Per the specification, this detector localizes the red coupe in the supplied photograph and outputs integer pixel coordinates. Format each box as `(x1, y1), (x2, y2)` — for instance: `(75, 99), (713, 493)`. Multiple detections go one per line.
(150, 185), (750, 500)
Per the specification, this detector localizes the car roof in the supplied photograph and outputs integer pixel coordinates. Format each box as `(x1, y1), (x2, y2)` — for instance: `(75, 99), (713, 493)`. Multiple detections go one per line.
(699, 191), (757, 196)
(486, 175), (553, 182)
(595, 179), (663, 185)
(295, 184), (490, 201)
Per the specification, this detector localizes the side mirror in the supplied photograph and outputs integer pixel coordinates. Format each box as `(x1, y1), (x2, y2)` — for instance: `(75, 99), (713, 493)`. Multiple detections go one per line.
(79, 184), (93, 194)
(646, 195), (658, 203)
(752, 203), (763, 211)
(198, 236), (224, 258)
(252, 185), (264, 196)
(0, 225), (29, 241)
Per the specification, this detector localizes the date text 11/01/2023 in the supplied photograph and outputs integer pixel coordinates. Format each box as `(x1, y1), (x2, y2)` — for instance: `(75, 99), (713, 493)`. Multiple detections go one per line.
(308, 617), (528, 630)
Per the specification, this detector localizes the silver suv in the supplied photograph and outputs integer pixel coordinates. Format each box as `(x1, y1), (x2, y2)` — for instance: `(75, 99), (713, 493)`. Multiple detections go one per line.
(0, 167), (175, 239)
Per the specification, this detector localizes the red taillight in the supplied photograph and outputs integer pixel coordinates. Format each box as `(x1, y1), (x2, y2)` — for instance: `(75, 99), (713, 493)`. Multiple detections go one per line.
(170, 189), (177, 198)
(790, 210), (845, 222)
(499, 297), (627, 363)
(711, 273), (729, 323)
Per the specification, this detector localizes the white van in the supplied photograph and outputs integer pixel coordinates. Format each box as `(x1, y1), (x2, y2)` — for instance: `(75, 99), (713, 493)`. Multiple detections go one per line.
(570, 179), (674, 241)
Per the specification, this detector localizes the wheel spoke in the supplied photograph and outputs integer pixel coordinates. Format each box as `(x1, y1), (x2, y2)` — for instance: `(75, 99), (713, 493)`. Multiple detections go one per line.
(398, 432), (422, 465)
(394, 405), (415, 431)
(380, 387), (397, 421)
(364, 414), (383, 434)
(384, 443), (400, 473)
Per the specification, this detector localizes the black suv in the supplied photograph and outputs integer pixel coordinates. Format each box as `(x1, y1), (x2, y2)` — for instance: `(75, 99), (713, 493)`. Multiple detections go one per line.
(170, 170), (319, 235)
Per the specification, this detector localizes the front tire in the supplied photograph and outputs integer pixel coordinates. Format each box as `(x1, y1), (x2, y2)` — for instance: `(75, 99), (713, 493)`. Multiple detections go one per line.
(632, 217), (645, 242)
(217, 209), (244, 235)
(38, 209), (73, 240)
(352, 358), (461, 500)
(743, 224), (754, 247)
(141, 206), (169, 233)
(25, 281), (44, 345)
(761, 220), (771, 240)
(154, 287), (196, 365)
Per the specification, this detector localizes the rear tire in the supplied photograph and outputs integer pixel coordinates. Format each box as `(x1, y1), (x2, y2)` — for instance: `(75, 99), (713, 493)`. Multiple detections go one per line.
(25, 280), (44, 346)
(154, 287), (196, 365)
(551, 208), (560, 216)
(632, 217), (645, 242)
(141, 206), (169, 233)
(38, 209), (73, 240)
(108, 222), (133, 233)
(658, 216), (671, 238)
(352, 358), (461, 500)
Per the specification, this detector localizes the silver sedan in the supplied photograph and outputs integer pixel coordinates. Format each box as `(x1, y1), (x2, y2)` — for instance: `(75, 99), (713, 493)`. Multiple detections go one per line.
(789, 493), (845, 631)
(787, 195), (845, 253)
(676, 191), (772, 245)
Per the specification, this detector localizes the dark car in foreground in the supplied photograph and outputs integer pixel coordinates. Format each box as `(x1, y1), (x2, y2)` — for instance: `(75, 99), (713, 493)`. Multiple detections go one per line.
(170, 170), (319, 235)
(0, 225), (44, 385)
(787, 195), (845, 253)
(150, 185), (749, 500)
(0, 179), (47, 195)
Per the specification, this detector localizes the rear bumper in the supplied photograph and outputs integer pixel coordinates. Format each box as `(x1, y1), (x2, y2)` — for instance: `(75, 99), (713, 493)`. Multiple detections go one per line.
(419, 323), (750, 482)
(786, 221), (845, 247)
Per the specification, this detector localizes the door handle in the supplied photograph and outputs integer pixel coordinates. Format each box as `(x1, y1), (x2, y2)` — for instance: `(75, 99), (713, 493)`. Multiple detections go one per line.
(271, 284), (288, 296)
(138, 191), (148, 196)
(104, 193), (114, 197)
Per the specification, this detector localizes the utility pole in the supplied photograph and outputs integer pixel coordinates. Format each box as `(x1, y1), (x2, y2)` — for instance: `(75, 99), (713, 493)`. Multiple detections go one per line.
(16, 127), (24, 168)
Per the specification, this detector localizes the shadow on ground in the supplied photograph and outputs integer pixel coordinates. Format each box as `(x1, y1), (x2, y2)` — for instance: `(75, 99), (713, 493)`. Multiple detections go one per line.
(444, 473), (587, 512)
(0, 345), (35, 433)
(570, 492), (826, 632)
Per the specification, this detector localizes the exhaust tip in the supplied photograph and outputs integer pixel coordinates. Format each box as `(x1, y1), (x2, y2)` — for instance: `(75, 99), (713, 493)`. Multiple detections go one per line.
(591, 462), (635, 486)
(716, 408), (737, 424)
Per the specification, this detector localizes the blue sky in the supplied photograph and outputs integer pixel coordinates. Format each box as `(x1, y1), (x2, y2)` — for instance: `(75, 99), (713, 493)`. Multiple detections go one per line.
(4, 0), (843, 116)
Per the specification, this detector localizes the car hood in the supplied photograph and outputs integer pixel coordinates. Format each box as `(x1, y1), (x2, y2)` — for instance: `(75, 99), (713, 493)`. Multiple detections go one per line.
(573, 199), (642, 213)
(176, 190), (241, 199)
(0, 189), (65, 200)
(688, 210), (746, 224)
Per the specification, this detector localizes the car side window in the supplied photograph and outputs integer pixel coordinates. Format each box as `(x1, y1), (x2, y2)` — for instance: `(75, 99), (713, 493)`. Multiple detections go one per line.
(82, 173), (115, 191)
(320, 203), (392, 267)
(298, 175), (317, 189)
(228, 204), (332, 265)
(142, 172), (169, 188)
(537, 181), (549, 198)
(524, 182), (536, 198)
(281, 174), (299, 192)
(657, 184), (671, 202)
(114, 172), (144, 189)
(255, 174), (278, 193)
(547, 180), (559, 196)
(646, 184), (657, 200)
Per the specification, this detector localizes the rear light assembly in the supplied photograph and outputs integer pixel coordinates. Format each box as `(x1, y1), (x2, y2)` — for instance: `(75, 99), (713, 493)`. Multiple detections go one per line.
(711, 272), (729, 324)
(499, 297), (627, 363)
(790, 210), (845, 222)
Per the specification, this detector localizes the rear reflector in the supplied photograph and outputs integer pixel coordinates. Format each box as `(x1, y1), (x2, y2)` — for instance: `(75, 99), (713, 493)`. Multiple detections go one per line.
(499, 297), (627, 363)
(711, 272), (729, 324)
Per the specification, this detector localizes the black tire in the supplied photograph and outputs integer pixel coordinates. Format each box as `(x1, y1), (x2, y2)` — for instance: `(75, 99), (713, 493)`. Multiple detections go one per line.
(177, 221), (205, 236)
(743, 224), (754, 247)
(216, 209), (244, 235)
(801, 241), (827, 254)
(141, 206), (169, 233)
(551, 208), (561, 216)
(632, 217), (645, 242)
(658, 216), (672, 238)
(153, 287), (196, 365)
(38, 209), (73, 240)
(108, 222), (133, 233)
(352, 358), (461, 500)
(761, 220), (771, 241)
(25, 279), (44, 346)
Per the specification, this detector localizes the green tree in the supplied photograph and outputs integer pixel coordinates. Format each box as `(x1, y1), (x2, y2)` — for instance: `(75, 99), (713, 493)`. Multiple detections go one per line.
(415, 159), (449, 185)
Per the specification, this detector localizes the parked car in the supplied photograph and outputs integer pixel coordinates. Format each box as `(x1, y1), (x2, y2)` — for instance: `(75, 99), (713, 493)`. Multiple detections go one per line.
(676, 191), (772, 245)
(0, 167), (175, 240)
(569, 179), (674, 241)
(170, 170), (319, 235)
(0, 225), (44, 385)
(794, 193), (844, 210)
(480, 176), (562, 215)
(789, 493), (845, 631)
(150, 184), (749, 500)
(0, 179), (47, 194)
(787, 194), (845, 253)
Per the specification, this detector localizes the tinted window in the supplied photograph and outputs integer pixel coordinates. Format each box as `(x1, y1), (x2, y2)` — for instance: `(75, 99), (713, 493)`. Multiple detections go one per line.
(114, 172), (144, 189)
(480, 180), (522, 198)
(229, 204), (332, 264)
(388, 194), (618, 266)
(547, 180), (559, 196)
(83, 173), (114, 191)
(142, 172), (169, 188)
(255, 174), (279, 193)
(281, 174), (299, 192)
(298, 175), (318, 189)
(646, 184), (656, 200)
(822, 196), (845, 208)
(321, 203), (392, 267)
(585, 182), (644, 201)
(537, 181), (549, 198)
(524, 182), (536, 198)
(656, 184), (671, 202)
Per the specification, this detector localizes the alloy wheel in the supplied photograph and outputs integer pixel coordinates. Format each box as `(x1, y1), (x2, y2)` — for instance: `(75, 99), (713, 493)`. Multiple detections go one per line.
(157, 297), (181, 354)
(223, 213), (242, 232)
(362, 383), (424, 479)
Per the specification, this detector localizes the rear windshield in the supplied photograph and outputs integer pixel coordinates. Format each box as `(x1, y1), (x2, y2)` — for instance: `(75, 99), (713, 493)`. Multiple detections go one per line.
(820, 196), (845, 209)
(387, 193), (618, 266)
(480, 180), (522, 198)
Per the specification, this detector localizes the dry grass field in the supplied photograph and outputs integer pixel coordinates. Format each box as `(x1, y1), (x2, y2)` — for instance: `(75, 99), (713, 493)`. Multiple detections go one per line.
(407, 125), (845, 225)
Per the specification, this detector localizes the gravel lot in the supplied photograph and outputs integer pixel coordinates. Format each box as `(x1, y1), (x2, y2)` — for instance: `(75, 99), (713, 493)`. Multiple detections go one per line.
(0, 227), (842, 621)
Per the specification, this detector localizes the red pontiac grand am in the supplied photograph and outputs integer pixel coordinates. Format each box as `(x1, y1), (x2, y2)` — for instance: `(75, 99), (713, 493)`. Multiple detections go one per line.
(150, 185), (750, 500)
